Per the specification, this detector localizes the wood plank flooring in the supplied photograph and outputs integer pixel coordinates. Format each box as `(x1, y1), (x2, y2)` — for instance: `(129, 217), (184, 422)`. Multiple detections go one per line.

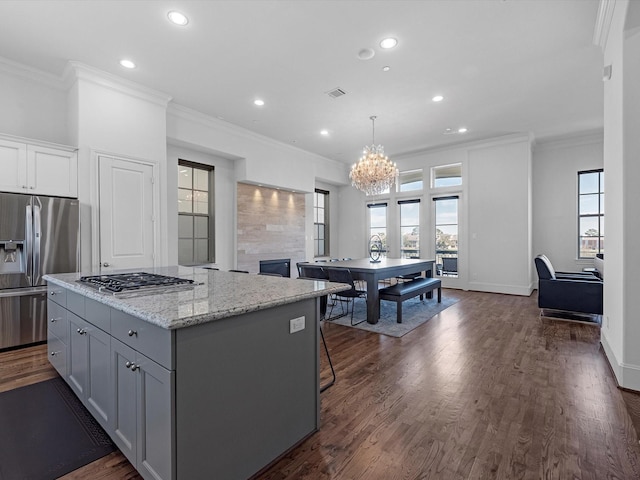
(2, 289), (640, 479)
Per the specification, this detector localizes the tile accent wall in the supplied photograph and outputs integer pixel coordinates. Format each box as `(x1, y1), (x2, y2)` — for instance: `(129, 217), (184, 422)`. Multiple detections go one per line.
(237, 182), (306, 274)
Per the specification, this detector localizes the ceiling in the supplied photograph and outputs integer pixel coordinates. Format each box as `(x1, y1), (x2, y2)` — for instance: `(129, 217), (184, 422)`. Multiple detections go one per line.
(0, 0), (604, 163)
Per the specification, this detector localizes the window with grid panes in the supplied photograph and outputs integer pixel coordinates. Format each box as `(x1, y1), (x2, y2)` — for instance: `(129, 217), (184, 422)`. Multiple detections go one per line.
(578, 169), (604, 258)
(314, 189), (329, 257)
(178, 160), (214, 265)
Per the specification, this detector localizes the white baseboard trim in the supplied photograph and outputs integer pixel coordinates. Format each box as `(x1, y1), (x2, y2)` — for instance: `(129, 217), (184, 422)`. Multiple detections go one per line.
(466, 281), (534, 296)
(600, 333), (640, 391)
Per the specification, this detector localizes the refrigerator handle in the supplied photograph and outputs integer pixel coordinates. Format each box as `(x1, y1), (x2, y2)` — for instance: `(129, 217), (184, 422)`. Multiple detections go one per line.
(33, 203), (41, 285)
(25, 205), (33, 284)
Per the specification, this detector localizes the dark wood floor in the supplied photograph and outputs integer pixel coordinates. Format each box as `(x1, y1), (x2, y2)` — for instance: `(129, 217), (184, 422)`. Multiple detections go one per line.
(2, 289), (640, 479)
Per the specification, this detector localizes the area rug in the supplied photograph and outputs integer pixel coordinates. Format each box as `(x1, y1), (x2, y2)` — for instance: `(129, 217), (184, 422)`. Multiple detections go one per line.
(327, 295), (458, 337)
(0, 377), (116, 480)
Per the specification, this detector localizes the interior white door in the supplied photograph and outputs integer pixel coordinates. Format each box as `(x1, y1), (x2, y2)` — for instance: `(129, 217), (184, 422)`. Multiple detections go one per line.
(99, 156), (155, 271)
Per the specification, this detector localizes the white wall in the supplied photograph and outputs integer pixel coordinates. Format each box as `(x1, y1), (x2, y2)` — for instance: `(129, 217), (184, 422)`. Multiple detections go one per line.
(532, 132), (604, 272)
(166, 143), (236, 270)
(167, 105), (347, 194)
(467, 138), (533, 295)
(68, 65), (171, 271)
(337, 134), (534, 295)
(0, 61), (68, 144)
(622, 23), (640, 388)
(600, 0), (628, 387)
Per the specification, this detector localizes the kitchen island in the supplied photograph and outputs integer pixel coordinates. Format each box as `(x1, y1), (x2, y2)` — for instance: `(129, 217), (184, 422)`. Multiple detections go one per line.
(44, 266), (349, 480)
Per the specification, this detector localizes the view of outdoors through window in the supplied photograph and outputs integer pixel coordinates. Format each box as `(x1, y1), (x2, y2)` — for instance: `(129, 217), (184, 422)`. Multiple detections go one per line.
(433, 163), (462, 188)
(578, 169), (604, 258)
(398, 169), (423, 192)
(435, 197), (458, 277)
(178, 161), (214, 265)
(369, 204), (388, 257)
(400, 201), (420, 258)
(314, 189), (329, 257)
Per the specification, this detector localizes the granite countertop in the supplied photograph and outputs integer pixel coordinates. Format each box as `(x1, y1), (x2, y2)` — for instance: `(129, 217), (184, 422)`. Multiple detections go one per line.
(43, 266), (350, 330)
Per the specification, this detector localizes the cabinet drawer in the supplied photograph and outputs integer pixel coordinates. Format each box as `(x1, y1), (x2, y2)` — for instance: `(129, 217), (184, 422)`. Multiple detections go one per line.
(47, 330), (67, 377)
(47, 300), (68, 343)
(47, 284), (67, 307)
(111, 309), (173, 369)
(67, 290), (85, 318)
(86, 298), (110, 333)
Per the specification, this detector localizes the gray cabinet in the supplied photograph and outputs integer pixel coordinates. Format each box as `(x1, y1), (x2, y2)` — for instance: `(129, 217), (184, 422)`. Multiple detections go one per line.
(67, 311), (112, 430)
(47, 284), (174, 480)
(112, 338), (174, 480)
(47, 282), (319, 480)
(47, 299), (68, 377)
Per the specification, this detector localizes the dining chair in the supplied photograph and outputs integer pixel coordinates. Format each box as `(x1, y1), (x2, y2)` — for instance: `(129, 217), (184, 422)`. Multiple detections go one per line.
(326, 268), (366, 325)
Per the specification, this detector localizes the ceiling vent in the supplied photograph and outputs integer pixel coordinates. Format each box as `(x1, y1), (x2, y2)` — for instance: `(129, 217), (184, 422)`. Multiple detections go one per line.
(326, 88), (346, 99)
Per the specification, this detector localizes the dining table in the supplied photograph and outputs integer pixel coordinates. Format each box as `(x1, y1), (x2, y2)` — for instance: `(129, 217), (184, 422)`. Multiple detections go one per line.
(308, 257), (435, 324)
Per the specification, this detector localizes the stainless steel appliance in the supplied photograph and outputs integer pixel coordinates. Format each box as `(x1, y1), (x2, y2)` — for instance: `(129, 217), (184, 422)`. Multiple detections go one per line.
(79, 272), (196, 295)
(0, 193), (79, 350)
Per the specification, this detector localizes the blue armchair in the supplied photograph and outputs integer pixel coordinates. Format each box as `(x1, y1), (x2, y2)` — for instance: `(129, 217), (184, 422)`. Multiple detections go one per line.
(534, 254), (603, 315)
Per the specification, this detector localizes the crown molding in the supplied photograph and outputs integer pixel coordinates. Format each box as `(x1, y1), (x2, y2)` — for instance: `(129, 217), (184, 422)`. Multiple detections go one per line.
(394, 132), (533, 160)
(167, 103), (340, 166)
(533, 129), (604, 151)
(0, 56), (66, 90)
(63, 61), (172, 107)
(593, 0), (616, 50)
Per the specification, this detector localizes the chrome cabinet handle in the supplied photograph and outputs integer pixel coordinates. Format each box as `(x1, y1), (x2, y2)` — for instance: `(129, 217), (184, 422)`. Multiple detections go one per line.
(128, 329), (137, 337)
(102, 262), (110, 267)
(50, 351), (60, 356)
(76, 328), (86, 335)
(50, 317), (61, 323)
(125, 362), (139, 371)
(49, 291), (57, 296)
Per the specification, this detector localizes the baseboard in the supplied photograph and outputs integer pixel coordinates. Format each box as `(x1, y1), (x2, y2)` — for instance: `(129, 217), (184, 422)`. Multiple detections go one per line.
(466, 281), (534, 296)
(601, 334), (640, 391)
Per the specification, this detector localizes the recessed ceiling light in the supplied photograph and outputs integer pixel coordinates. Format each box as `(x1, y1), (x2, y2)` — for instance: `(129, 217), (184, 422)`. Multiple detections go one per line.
(167, 11), (188, 26)
(254, 99), (265, 106)
(432, 95), (444, 102)
(458, 127), (468, 133)
(320, 129), (329, 136)
(380, 37), (398, 49)
(119, 59), (136, 69)
(382, 66), (391, 72)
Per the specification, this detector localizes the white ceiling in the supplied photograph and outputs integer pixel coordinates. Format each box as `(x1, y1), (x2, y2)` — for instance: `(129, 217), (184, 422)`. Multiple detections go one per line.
(0, 0), (604, 163)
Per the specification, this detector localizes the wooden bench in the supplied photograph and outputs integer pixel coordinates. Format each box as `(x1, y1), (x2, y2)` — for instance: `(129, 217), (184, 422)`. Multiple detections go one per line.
(378, 277), (442, 323)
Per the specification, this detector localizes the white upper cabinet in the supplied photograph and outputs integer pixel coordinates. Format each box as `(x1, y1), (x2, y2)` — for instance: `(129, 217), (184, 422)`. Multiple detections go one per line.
(0, 135), (78, 198)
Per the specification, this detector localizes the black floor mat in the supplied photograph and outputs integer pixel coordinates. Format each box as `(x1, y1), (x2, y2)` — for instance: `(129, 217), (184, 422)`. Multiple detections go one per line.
(0, 377), (116, 480)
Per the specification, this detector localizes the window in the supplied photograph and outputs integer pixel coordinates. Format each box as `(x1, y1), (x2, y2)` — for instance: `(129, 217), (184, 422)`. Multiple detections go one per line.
(178, 160), (214, 265)
(368, 203), (388, 257)
(397, 169), (423, 192)
(314, 189), (329, 257)
(399, 199), (420, 258)
(432, 163), (462, 188)
(578, 169), (604, 258)
(434, 196), (458, 277)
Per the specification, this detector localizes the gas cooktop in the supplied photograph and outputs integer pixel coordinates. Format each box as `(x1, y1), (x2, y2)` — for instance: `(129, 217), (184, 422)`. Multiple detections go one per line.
(79, 272), (197, 294)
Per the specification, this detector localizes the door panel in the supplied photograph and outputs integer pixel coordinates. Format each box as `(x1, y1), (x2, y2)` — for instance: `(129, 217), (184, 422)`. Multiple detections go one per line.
(99, 156), (155, 271)
(112, 338), (138, 465)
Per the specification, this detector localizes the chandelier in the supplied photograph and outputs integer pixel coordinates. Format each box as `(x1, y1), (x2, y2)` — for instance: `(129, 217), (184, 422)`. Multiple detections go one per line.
(349, 116), (398, 196)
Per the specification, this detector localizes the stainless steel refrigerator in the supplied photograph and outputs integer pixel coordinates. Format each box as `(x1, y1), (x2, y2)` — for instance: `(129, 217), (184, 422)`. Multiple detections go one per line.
(0, 192), (79, 350)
